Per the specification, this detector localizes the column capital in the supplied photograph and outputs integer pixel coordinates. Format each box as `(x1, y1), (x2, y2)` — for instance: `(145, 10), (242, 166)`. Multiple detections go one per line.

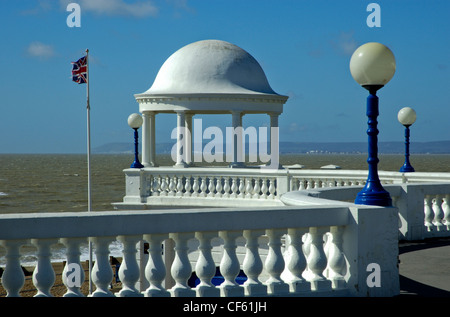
(230, 110), (244, 116)
(142, 111), (156, 117)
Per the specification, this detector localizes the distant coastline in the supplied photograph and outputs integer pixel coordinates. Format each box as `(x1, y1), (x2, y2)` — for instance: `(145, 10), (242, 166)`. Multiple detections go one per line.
(93, 140), (450, 155)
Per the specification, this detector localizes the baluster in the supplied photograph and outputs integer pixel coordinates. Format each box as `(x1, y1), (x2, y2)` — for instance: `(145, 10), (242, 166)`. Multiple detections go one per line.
(143, 234), (170, 297)
(90, 236), (115, 297)
(176, 176), (184, 197)
(314, 179), (321, 189)
(424, 195), (434, 231)
(304, 227), (331, 291)
(306, 179), (313, 190)
(192, 176), (199, 197)
(184, 176), (192, 197)
(268, 178), (276, 199)
(0, 239), (27, 297)
(199, 177), (207, 197)
(299, 179), (305, 190)
(260, 177), (268, 199)
(168, 176), (176, 196)
(286, 228), (310, 292)
(443, 194), (450, 230)
(245, 178), (253, 199)
(231, 177), (238, 198)
(60, 238), (86, 297)
(237, 178), (244, 198)
(116, 235), (143, 297)
(152, 175), (161, 196)
(223, 177), (231, 198)
(265, 229), (289, 295)
(208, 177), (216, 198)
(195, 232), (220, 297)
(253, 178), (261, 198)
(323, 232), (331, 278)
(219, 231), (244, 297)
(242, 230), (266, 296)
(290, 178), (297, 191)
(432, 195), (445, 231)
(169, 233), (196, 297)
(215, 177), (223, 198)
(149, 175), (155, 195)
(326, 226), (346, 289)
(160, 176), (168, 196)
(31, 238), (58, 297)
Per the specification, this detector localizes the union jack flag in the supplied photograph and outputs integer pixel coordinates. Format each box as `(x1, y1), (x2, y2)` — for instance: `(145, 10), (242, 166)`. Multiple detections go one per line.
(71, 55), (87, 84)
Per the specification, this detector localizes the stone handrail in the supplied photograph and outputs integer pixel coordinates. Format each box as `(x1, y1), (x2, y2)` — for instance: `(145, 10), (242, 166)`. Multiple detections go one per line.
(0, 203), (399, 297)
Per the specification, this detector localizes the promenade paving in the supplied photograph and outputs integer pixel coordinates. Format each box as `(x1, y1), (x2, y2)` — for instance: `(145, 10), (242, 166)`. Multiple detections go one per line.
(398, 237), (450, 297)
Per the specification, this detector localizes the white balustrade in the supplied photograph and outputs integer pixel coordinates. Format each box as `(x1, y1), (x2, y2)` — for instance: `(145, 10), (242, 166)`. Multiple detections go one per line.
(423, 193), (450, 235)
(0, 191), (429, 297)
(127, 169), (287, 208)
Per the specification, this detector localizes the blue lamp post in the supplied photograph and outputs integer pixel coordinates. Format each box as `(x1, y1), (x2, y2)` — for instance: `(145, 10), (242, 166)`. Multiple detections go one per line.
(398, 107), (416, 173)
(350, 42), (396, 207)
(128, 113), (144, 169)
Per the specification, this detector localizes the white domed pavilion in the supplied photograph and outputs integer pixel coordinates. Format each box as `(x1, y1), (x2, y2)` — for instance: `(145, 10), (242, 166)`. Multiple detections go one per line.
(135, 39), (288, 167)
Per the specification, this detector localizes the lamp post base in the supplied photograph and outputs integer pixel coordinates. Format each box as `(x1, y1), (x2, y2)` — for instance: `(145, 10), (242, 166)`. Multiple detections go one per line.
(130, 161), (144, 169)
(355, 184), (392, 207)
(399, 164), (415, 173)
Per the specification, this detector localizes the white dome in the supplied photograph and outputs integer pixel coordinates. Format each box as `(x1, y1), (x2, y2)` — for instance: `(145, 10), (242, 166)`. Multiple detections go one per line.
(143, 40), (278, 95)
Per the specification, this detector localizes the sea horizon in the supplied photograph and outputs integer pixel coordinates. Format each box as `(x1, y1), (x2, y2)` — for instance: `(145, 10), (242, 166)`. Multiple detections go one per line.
(2, 152), (450, 215)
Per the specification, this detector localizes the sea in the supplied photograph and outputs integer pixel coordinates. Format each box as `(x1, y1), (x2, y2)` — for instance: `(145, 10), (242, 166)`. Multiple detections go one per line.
(1, 153), (450, 265)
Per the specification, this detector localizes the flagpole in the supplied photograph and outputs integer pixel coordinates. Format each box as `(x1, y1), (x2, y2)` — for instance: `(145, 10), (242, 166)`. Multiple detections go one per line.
(86, 48), (93, 295)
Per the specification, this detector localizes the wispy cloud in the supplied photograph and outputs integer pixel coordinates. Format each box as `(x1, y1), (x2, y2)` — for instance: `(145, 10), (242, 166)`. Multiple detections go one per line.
(20, 0), (53, 15)
(60, 0), (159, 18)
(166, 0), (196, 16)
(330, 31), (359, 56)
(26, 42), (56, 59)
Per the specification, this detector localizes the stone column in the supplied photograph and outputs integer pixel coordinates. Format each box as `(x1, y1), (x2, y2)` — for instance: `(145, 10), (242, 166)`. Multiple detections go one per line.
(174, 110), (188, 168)
(230, 111), (244, 168)
(142, 112), (157, 167)
(185, 113), (193, 166)
(268, 112), (281, 169)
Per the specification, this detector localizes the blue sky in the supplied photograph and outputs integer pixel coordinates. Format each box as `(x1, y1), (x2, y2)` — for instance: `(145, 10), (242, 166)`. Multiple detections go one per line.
(1, 0), (449, 153)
